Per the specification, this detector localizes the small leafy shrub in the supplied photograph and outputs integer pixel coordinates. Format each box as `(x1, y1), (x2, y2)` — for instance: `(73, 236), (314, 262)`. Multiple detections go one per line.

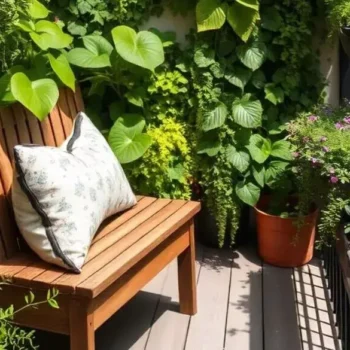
(127, 118), (193, 199)
(0, 283), (59, 349)
(288, 104), (350, 245)
(46, 0), (160, 37)
(325, 0), (350, 37)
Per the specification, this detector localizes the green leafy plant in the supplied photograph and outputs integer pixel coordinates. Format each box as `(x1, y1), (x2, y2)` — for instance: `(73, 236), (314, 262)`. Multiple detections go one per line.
(46, 0), (160, 37)
(288, 105), (350, 245)
(0, 281), (59, 349)
(196, 0), (260, 42)
(325, 0), (350, 38)
(0, 0), (75, 120)
(67, 25), (165, 163)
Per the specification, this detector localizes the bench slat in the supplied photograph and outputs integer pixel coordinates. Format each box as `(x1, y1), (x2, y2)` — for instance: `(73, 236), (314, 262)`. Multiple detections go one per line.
(56, 90), (73, 138)
(77, 201), (200, 298)
(12, 105), (31, 144)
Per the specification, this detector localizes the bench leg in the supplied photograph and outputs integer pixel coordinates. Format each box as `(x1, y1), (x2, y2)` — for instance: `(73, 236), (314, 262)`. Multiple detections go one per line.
(177, 220), (197, 315)
(70, 298), (95, 350)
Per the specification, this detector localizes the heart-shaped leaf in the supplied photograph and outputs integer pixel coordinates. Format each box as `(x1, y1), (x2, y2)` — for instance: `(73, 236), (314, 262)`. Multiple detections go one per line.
(270, 140), (292, 160)
(197, 131), (221, 157)
(264, 161), (289, 186)
(108, 114), (152, 164)
(47, 53), (75, 91)
(82, 36), (114, 56)
(202, 102), (227, 131)
(227, 3), (259, 42)
(237, 41), (267, 71)
(252, 163), (265, 187)
(261, 7), (282, 32)
(251, 70), (266, 89)
(30, 21), (73, 50)
(112, 26), (164, 71)
(11, 72), (58, 121)
(236, 181), (260, 206)
(232, 94), (262, 128)
(235, 0), (259, 11)
(246, 134), (271, 163)
(196, 0), (227, 32)
(67, 48), (111, 68)
(15, 20), (35, 32)
(264, 84), (285, 105)
(27, 0), (50, 19)
(225, 66), (252, 90)
(226, 146), (250, 173)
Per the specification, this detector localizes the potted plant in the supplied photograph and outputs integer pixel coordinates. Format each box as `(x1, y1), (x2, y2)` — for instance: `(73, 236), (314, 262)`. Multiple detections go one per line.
(288, 104), (350, 250)
(254, 192), (318, 267)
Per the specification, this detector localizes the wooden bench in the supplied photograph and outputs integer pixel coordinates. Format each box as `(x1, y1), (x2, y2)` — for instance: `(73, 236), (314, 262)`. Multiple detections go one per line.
(0, 88), (201, 349)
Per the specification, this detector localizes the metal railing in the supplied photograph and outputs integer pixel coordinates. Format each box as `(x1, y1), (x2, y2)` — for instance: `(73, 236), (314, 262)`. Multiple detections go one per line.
(324, 242), (350, 350)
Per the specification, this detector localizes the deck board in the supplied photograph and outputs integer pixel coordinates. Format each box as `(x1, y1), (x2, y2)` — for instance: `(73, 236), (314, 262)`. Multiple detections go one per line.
(263, 264), (302, 350)
(225, 246), (263, 350)
(184, 247), (232, 350)
(145, 245), (204, 350)
(35, 245), (340, 350)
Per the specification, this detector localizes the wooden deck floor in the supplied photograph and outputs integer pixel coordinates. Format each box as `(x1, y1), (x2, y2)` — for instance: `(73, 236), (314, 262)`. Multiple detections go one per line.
(36, 245), (339, 350)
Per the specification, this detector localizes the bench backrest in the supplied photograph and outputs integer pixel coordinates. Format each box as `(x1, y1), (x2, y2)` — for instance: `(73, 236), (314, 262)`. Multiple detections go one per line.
(0, 87), (84, 260)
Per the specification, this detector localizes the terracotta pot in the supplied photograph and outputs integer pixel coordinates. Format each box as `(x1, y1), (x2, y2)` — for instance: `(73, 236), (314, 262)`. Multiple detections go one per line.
(254, 197), (318, 267)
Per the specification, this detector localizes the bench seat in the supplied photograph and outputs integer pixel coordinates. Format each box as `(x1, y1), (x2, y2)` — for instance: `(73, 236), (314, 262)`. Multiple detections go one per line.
(0, 196), (200, 298)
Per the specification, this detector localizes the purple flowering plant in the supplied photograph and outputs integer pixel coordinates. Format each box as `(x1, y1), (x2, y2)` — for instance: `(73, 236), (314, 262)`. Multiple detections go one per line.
(288, 104), (350, 244)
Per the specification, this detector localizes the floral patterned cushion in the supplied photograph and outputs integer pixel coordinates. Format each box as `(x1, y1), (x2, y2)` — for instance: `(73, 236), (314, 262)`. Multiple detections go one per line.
(12, 112), (136, 272)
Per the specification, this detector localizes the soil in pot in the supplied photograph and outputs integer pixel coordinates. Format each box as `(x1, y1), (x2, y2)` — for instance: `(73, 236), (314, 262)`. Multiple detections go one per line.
(254, 197), (318, 267)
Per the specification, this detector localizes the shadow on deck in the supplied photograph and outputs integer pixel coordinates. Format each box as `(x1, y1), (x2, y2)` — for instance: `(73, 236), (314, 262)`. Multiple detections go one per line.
(36, 245), (339, 350)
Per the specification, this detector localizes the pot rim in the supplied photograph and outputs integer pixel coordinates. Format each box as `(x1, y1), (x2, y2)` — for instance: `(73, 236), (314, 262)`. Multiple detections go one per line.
(254, 198), (318, 221)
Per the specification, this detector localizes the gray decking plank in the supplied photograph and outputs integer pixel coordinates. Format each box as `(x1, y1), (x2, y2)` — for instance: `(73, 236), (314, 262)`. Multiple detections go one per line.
(145, 245), (204, 350)
(294, 260), (340, 350)
(96, 266), (169, 350)
(185, 247), (232, 350)
(225, 246), (263, 350)
(263, 264), (302, 350)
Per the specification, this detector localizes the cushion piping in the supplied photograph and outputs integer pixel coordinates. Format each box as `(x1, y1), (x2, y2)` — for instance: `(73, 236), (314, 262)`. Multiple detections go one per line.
(13, 121), (84, 273)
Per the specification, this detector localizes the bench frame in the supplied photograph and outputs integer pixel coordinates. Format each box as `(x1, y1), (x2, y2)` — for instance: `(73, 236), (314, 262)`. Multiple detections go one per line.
(0, 88), (198, 350)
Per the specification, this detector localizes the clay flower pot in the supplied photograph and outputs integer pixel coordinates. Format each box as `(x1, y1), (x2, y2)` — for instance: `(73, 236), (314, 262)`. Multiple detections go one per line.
(254, 197), (318, 267)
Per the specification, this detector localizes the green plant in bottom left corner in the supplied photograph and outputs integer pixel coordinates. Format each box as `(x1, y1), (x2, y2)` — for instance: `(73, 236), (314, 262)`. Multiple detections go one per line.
(0, 283), (59, 349)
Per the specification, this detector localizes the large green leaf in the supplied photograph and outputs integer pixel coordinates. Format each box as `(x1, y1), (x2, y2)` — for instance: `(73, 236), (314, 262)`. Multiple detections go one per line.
(197, 131), (221, 156)
(47, 53), (75, 91)
(108, 114), (152, 164)
(270, 140), (293, 160)
(251, 70), (266, 89)
(224, 66), (252, 90)
(261, 7), (282, 32)
(236, 181), (260, 206)
(264, 84), (284, 105)
(252, 163), (265, 187)
(112, 26), (164, 71)
(196, 0), (226, 32)
(67, 48), (111, 68)
(194, 47), (216, 67)
(232, 94), (262, 128)
(15, 19), (35, 32)
(227, 3), (259, 42)
(27, 0), (50, 19)
(30, 21), (73, 50)
(237, 41), (267, 71)
(11, 73), (58, 121)
(246, 134), (271, 163)
(226, 146), (250, 173)
(236, 0), (259, 11)
(264, 161), (289, 186)
(82, 36), (114, 56)
(202, 102), (227, 131)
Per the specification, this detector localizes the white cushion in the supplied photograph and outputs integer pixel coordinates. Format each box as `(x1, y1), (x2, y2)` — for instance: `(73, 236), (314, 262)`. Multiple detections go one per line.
(12, 112), (136, 272)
